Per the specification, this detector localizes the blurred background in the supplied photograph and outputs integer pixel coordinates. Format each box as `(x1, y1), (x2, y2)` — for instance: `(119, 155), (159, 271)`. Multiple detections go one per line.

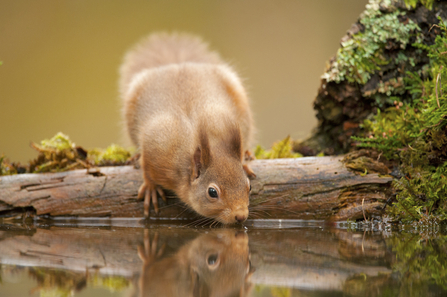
(0, 0), (368, 163)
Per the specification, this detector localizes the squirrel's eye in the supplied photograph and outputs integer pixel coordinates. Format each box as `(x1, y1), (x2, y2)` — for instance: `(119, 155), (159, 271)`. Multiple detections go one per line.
(207, 254), (218, 265)
(208, 187), (218, 198)
(250, 184), (252, 191)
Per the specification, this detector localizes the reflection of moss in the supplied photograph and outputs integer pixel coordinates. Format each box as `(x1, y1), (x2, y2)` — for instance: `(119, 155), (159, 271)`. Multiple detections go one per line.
(253, 285), (291, 297)
(389, 232), (447, 292)
(343, 272), (399, 297)
(270, 287), (291, 297)
(27, 267), (130, 296)
(89, 274), (129, 292)
(353, 17), (447, 223)
(28, 267), (87, 297)
(342, 231), (447, 296)
(255, 136), (302, 159)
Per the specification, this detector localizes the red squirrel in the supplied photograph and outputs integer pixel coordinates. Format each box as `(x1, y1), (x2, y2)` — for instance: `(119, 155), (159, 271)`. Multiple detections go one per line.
(137, 230), (253, 297)
(119, 33), (255, 224)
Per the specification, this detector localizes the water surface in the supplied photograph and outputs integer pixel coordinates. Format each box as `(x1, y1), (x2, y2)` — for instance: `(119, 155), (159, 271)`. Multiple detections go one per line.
(0, 219), (446, 296)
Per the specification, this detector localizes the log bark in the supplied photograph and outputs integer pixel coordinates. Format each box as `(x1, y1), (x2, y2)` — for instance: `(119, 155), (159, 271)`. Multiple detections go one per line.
(0, 156), (392, 221)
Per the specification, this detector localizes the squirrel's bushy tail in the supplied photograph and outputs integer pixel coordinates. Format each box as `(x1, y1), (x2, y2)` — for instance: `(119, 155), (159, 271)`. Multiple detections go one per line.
(119, 32), (223, 96)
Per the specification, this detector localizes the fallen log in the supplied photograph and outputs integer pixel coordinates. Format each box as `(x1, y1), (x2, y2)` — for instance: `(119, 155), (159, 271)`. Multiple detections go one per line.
(0, 156), (393, 221)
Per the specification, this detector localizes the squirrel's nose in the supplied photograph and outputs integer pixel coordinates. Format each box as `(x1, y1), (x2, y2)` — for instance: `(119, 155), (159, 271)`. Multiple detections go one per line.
(235, 214), (247, 223)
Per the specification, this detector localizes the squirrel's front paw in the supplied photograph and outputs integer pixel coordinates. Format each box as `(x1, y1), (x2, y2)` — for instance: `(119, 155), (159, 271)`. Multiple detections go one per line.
(138, 230), (165, 264)
(138, 181), (166, 217)
(244, 150), (256, 161)
(243, 164), (256, 178)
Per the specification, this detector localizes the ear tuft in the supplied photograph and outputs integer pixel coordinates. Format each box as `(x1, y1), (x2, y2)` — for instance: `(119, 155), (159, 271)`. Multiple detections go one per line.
(199, 128), (211, 166)
(229, 124), (243, 160)
(192, 128), (211, 179)
(193, 146), (202, 179)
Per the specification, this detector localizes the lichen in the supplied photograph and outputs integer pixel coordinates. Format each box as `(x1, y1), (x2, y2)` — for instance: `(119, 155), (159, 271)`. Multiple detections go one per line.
(322, 0), (422, 85)
(310, 0), (440, 155)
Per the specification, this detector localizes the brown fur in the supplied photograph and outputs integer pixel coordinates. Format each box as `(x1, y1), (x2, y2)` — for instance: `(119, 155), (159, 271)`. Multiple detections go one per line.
(120, 32), (254, 224)
(137, 230), (253, 297)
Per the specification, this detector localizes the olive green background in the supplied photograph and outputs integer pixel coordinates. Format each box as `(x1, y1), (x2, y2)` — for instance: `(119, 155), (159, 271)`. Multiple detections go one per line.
(0, 0), (368, 163)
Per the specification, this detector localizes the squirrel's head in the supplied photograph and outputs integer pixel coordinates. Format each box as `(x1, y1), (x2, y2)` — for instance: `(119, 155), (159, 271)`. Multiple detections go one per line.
(189, 124), (251, 225)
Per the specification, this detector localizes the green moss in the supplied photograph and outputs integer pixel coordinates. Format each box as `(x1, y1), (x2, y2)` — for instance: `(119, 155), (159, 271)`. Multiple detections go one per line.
(322, 0), (421, 85)
(38, 132), (74, 151)
(353, 18), (447, 223)
(404, 0), (434, 9)
(1, 133), (135, 175)
(88, 144), (132, 166)
(0, 155), (17, 175)
(342, 150), (390, 175)
(255, 136), (302, 159)
(29, 132), (86, 173)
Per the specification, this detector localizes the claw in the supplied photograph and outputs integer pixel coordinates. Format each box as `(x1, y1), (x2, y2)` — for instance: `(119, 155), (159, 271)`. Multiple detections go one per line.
(151, 188), (159, 214)
(243, 164), (256, 178)
(157, 187), (166, 202)
(138, 182), (147, 199)
(244, 150), (256, 161)
(144, 188), (151, 217)
(138, 230), (165, 263)
(137, 181), (166, 217)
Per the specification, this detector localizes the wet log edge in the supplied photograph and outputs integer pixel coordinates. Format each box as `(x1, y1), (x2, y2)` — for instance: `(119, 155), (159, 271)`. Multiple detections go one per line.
(0, 156), (393, 221)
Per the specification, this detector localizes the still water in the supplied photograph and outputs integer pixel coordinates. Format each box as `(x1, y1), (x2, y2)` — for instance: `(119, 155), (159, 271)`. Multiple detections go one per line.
(0, 219), (446, 297)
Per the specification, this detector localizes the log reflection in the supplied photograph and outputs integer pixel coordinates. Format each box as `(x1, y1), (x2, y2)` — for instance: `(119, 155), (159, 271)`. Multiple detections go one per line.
(0, 223), (446, 296)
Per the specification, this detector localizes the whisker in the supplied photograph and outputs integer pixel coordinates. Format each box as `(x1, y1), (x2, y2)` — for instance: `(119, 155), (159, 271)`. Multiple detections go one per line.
(252, 194), (290, 205)
(156, 201), (187, 211)
(251, 204), (300, 216)
(248, 213), (262, 219)
(174, 206), (192, 219)
(182, 216), (209, 228)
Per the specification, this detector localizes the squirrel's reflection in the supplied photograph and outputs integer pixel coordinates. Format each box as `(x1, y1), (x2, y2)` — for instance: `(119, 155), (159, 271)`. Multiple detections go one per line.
(136, 229), (253, 297)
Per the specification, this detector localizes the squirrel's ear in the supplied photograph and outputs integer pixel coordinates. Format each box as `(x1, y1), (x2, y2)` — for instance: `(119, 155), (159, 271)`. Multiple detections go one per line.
(199, 128), (211, 166)
(229, 124), (243, 160)
(193, 146), (202, 179)
(192, 129), (211, 179)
